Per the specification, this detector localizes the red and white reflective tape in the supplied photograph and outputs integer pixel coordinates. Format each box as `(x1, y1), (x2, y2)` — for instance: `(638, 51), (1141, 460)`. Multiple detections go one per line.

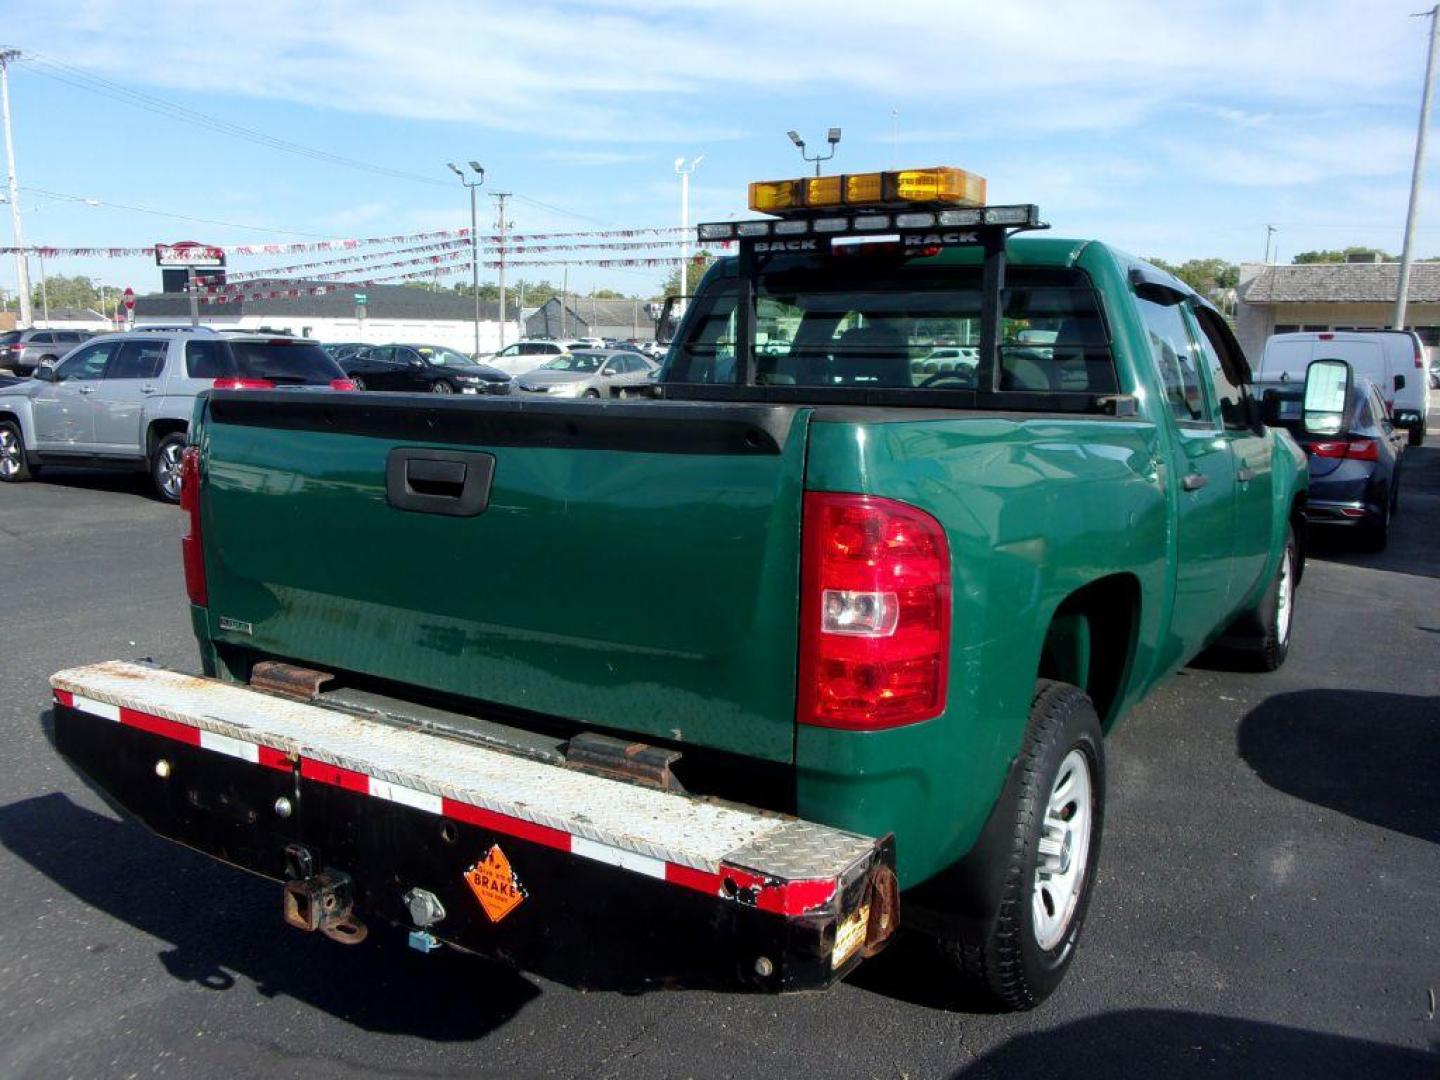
(54, 688), (833, 916)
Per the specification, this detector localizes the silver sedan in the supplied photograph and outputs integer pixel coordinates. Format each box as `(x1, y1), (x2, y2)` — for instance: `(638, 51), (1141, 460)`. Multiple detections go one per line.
(512, 350), (656, 399)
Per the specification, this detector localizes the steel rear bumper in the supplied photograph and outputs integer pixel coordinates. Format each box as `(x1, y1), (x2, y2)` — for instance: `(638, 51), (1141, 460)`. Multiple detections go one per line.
(49, 661), (895, 991)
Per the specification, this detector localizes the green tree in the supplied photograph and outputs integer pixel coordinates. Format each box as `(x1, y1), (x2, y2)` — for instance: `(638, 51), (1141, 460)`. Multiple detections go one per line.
(1145, 257), (1238, 298)
(1291, 247), (1395, 264)
(588, 288), (629, 299)
(31, 274), (103, 311)
(661, 251), (715, 297)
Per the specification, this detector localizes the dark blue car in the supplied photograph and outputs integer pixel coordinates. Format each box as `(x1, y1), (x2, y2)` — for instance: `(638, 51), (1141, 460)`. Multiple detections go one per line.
(1260, 377), (1407, 551)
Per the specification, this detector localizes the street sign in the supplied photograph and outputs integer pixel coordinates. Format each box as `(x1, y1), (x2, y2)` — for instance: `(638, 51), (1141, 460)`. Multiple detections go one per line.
(354, 293), (368, 305)
(155, 242), (225, 268)
(123, 287), (135, 312)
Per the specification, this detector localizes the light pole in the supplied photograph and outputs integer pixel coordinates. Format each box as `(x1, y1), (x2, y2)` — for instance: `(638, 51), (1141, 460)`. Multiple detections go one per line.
(787, 127), (841, 177)
(675, 155), (703, 297)
(1394, 5), (1439, 330)
(0, 49), (33, 328)
(448, 161), (485, 355)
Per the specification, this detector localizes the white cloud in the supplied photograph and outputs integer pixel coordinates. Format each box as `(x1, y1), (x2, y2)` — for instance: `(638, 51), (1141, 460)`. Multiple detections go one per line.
(12, 0), (1429, 141)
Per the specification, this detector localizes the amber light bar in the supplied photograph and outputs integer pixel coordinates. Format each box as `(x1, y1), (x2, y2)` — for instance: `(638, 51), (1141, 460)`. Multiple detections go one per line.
(696, 204), (1041, 243)
(748, 167), (986, 215)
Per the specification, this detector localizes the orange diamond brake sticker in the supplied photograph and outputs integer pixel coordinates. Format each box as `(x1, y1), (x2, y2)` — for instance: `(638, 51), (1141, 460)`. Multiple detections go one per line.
(464, 844), (527, 923)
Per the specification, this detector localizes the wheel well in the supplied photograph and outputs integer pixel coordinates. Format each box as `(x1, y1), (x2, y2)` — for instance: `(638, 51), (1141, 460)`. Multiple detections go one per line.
(0, 410), (19, 430)
(146, 420), (187, 457)
(1037, 574), (1140, 727)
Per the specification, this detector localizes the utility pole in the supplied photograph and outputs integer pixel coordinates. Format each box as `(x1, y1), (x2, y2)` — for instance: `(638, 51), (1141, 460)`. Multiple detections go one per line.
(37, 245), (47, 323)
(447, 162), (485, 355)
(1, 49), (33, 328)
(492, 192), (511, 348)
(674, 156), (703, 297)
(1264, 225), (1277, 264)
(561, 264), (569, 338)
(1395, 4), (1439, 329)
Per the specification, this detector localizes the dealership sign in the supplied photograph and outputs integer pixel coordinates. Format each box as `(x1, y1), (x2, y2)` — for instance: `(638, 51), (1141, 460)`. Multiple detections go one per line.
(155, 241), (226, 267)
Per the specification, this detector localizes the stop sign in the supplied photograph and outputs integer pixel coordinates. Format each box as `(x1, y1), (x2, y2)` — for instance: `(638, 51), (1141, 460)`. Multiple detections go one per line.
(123, 287), (135, 312)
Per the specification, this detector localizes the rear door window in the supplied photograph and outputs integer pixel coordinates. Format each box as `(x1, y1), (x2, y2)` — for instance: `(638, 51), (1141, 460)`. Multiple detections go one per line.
(1137, 296), (1214, 427)
(106, 340), (168, 380)
(29, 332), (54, 344)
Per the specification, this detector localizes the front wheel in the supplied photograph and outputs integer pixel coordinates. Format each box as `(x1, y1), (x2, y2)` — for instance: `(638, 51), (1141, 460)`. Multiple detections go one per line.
(0, 421), (33, 482)
(150, 433), (187, 504)
(431, 381), (455, 394)
(582, 388), (601, 399)
(1210, 526), (1298, 671)
(940, 680), (1105, 1011)
(1407, 421), (1425, 448)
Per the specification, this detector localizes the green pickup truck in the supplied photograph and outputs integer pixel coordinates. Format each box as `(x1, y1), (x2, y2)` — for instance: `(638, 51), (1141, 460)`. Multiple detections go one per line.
(51, 168), (1309, 1011)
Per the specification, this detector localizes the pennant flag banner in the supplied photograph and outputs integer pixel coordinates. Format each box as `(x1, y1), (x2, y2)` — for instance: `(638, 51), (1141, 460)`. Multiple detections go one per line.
(192, 247), (471, 294)
(209, 238), (471, 284)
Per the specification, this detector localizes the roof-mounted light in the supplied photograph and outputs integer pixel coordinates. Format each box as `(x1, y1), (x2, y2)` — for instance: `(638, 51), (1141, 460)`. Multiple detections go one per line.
(748, 166), (987, 215)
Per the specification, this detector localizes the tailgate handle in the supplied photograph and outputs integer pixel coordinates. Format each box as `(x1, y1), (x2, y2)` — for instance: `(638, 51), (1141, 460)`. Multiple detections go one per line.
(386, 448), (495, 517)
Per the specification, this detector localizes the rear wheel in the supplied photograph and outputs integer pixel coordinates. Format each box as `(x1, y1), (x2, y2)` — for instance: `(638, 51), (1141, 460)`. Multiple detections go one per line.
(582, 388), (601, 399)
(1210, 525), (1297, 671)
(1361, 495), (1391, 552)
(350, 376), (366, 391)
(150, 433), (187, 504)
(939, 680), (1105, 1011)
(1408, 421), (1425, 447)
(431, 381), (455, 394)
(0, 421), (33, 482)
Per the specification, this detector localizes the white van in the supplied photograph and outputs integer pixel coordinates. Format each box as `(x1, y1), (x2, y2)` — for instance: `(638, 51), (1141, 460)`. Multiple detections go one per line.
(1257, 330), (1430, 445)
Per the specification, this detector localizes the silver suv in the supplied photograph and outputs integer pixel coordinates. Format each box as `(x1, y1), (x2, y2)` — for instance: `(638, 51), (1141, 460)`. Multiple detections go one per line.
(0, 328), (351, 501)
(0, 329), (95, 376)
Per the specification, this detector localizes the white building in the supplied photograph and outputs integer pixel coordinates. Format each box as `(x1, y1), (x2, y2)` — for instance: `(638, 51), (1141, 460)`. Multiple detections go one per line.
(132, 281), (521, 354)
(1236, 258), (1440, 363)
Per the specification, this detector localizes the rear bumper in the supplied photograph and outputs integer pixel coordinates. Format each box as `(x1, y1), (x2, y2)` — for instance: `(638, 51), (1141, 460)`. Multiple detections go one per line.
(50, 661), (894, 992)
(1307, 498), (1375, 526)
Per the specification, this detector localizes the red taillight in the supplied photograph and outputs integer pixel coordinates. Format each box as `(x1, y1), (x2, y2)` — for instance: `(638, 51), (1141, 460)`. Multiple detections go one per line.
(329, 378), (357, 391)
(798, 492), (951, 730)
(1318, 332), (1334, 340)
(212, 377), (274, 390)
(180, 446), (207, 606)
(1414, 340), (1424, 368)
(1308, 438), (1378, 460)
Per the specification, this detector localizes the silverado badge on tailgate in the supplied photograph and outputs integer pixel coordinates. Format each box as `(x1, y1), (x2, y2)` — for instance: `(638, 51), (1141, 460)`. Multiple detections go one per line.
(465, 845), (527, 923)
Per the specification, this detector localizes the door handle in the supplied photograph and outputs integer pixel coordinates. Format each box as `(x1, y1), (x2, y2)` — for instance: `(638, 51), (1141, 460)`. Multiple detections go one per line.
(78, 386), (96, 394)
(1181, 473), (1208, 491)
(141, 385), (158, 394)
(1236, 467), (1255, 483)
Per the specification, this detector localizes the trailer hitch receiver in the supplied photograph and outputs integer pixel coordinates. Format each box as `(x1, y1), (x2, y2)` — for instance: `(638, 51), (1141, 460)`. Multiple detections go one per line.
(283, 869), (368, 945)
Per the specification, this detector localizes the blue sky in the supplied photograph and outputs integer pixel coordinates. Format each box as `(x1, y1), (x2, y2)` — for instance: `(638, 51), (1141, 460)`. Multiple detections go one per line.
(1, 0), (1437, 302)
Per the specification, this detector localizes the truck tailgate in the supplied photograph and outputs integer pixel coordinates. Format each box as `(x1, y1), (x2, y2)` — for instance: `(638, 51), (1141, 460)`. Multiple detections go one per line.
(196, 394), (810, 761)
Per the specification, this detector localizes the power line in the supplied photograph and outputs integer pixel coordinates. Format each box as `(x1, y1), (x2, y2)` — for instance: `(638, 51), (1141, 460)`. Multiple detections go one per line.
(27, 187), (351, 239)
(21, 54), (451, 189)
(21, 54), (616, 228)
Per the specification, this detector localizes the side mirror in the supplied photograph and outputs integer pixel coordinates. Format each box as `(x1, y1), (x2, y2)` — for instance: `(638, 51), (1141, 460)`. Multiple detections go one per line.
(33, 365), (57, 382)
(1302, 358), (1351, 436)
(601, 369), (615, 377)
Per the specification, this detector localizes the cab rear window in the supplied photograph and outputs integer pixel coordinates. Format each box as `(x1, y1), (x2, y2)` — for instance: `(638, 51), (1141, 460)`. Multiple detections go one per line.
(667, 266), (1116, 395)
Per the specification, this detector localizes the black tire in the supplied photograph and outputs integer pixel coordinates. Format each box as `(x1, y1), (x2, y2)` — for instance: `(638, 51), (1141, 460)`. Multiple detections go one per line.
(350, 376), (366, 391)
(431, 381), (455, 394)
(38, 354), (58, 369)
(1209, 525), (1298, 672)
(1407, 421), (1425, 448)
(1360, 499), (1390, 553)
(940, 680), (1105, 1011)
(0, 420), (33, 482)
(149, 432), (187, 504)
(582, 388), (601, 399)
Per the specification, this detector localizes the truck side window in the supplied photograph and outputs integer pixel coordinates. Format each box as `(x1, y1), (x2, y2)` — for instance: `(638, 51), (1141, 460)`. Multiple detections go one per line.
(1136, 296), (1213, 426)
(1188, 305), (1249, 431)
(106, 340), (168, 380)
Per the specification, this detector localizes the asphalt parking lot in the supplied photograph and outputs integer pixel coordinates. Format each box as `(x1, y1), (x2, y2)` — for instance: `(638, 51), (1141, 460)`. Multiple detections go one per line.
(0, 426), (1437, 1080)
